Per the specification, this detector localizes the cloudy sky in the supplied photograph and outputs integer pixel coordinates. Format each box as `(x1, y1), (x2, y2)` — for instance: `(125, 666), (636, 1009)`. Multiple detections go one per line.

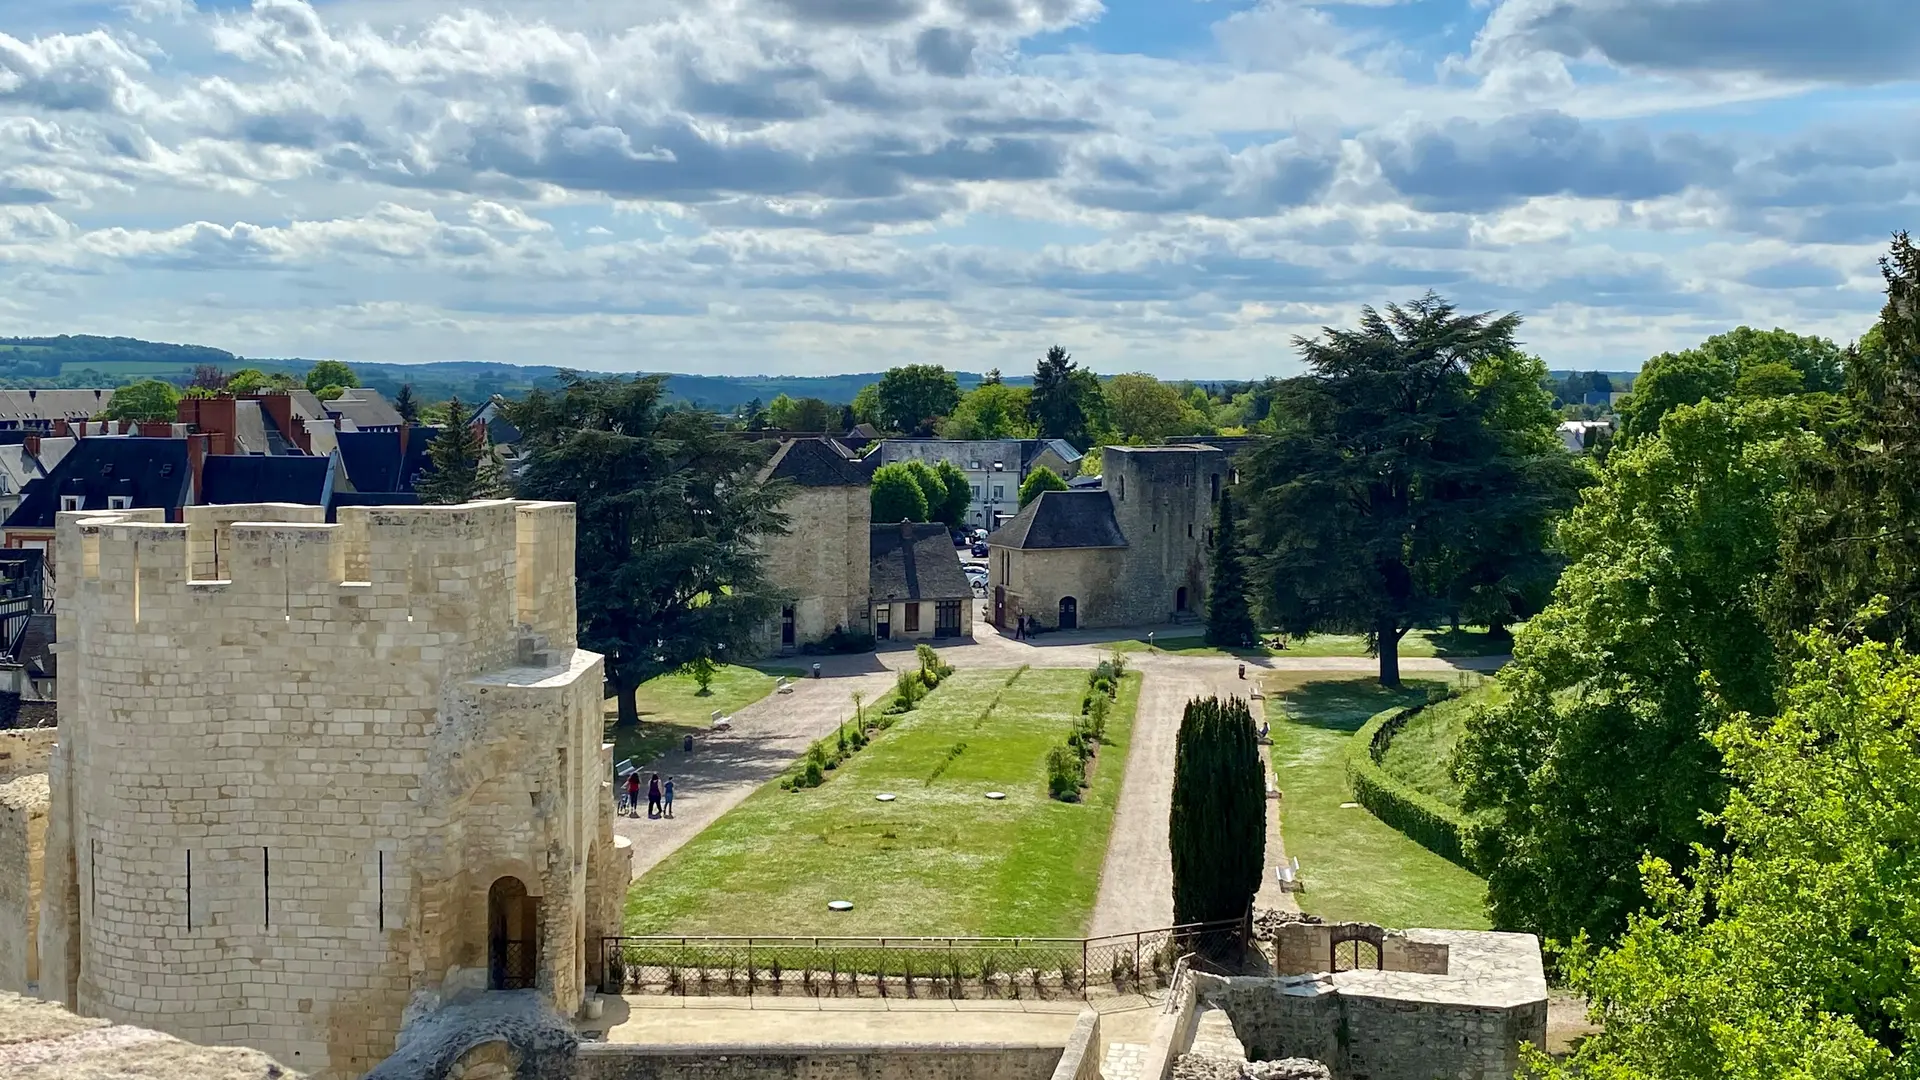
(0, 0), (1912, 378)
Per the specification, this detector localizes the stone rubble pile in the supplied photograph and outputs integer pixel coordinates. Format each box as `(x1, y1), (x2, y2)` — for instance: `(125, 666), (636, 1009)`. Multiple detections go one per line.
(1173, 1053), (1332, 1080)
(1251, 907), (1324, 941)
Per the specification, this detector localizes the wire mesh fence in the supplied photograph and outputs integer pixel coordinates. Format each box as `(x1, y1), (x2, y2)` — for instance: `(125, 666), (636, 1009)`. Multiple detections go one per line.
(600, 919), (1246, 999)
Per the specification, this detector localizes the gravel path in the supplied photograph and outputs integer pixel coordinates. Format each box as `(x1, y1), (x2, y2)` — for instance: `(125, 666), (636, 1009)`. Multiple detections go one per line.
(615, 668), (899, 880)
(1084, 650), (1496, 937)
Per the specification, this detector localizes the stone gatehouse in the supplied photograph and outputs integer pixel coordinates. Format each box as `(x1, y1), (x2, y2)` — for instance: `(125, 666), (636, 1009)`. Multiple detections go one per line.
(986, 445), (1229, 631)
(32, 500), (629, 1079)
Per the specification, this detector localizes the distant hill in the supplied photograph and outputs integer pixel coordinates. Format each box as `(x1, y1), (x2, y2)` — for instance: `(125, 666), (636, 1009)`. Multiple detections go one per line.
(0, 335), (1642, 411)
(0, 335), (1024, 410)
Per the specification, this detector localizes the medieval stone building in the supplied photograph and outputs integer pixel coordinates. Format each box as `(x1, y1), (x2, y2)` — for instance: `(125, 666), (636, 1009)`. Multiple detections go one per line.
(754, 438), (874, 653)
(31, 500), (629, 1079)
(986, 445), (1229, 631)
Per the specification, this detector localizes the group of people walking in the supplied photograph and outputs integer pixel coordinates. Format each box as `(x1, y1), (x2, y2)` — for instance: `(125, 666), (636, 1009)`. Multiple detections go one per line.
(622, 770), (675, 819)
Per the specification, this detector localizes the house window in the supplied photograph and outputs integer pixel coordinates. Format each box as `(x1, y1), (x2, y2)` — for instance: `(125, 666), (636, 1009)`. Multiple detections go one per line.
(935, 600), (961, 637)
(108, 496), (132, 510)
(992, 484), (1004, 501)
(1117, 477), (1124, 501)
(1188, 523), (1194, 539)
(1210, 474), (1220, 503)
(59, 495), (82, 512)
(904, 602), (921, 634)
(971, 485), (981, 500)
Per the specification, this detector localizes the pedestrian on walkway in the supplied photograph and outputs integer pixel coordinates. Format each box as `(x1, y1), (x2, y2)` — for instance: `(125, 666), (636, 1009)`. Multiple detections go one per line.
(647, 773), (662, 819)
(623, 771), (640, 817)
(1016, 614), (1027, 641)
(663, 776), (676, 818)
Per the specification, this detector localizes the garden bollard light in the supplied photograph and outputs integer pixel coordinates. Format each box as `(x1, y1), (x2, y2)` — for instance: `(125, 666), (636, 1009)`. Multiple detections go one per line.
(812, 663), (822, 679)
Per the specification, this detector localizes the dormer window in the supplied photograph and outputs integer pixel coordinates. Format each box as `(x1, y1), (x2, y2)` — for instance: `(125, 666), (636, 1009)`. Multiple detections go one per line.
(60, 495), (82, 512)
(108, 495), (132, 510)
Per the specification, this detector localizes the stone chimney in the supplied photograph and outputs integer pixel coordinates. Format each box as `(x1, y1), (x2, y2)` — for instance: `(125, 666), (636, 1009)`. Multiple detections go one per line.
(23, 433), (39, 460)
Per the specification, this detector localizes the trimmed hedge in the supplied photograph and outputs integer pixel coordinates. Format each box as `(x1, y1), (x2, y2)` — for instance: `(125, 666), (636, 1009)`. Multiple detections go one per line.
(1345, 704), (1483, 873)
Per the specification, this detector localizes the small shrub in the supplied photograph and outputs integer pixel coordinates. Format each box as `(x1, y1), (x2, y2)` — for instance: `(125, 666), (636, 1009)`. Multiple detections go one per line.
(682, 655), (718, 695)
(802, 760), (824, 787)
(851, 727), (868, 749)
(1087, 693), (1111, 739)
(893, 668), (928, 711)
(837, 724), (849, 755)
(1047, 745), (1084, 801)
(1107, 648), (1128, 679)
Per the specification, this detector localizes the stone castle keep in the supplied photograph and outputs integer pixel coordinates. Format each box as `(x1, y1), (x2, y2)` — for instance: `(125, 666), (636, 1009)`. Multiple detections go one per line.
(31, 501), (629, 1079)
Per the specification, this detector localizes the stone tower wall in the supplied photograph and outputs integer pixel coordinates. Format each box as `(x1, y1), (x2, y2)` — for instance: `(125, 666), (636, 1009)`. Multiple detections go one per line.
(757, 483), (871, 653)
(1106, 447), (1227, 626)
(43, 501), (613, 1080)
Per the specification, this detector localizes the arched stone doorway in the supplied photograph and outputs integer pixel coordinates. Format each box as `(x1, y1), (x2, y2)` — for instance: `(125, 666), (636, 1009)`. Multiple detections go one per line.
(488, 877), (538, 991)
(1176, 586), (1189, 613)
(1058, 596), (1078, 631)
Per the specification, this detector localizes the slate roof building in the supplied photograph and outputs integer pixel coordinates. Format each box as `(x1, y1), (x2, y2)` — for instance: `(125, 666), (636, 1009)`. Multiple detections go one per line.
(875, 438), (1083, 531)
(199, 453), (337, 507)
(987, 444), (1229, 632)
(753, 438), (873, 654)
(336, 427), (437, 496)
(869, 520), (973, 641)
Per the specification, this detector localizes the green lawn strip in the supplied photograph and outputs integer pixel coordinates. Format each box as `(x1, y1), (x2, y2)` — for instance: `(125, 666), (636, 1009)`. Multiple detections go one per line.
(625, 667), (1137, 939)
(605, 663), (803, 771)
(1268, 674), (1492, 930)
(1114, 628), (1512, 660)
(1376, 680), (1502, 808)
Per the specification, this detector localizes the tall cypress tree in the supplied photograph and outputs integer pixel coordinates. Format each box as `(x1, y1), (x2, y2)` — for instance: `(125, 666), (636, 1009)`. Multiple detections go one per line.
(1205, 488), (1256, 648)
(415, 397), (509, 504)
(1170, 695), (1266, 926)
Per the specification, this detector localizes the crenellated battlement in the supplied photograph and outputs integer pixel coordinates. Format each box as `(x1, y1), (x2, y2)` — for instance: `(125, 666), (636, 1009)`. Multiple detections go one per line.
(59, 500), (578, 650)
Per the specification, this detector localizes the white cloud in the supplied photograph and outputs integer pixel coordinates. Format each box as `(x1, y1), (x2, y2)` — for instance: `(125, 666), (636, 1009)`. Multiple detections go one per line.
(0, 0), (1907, 376)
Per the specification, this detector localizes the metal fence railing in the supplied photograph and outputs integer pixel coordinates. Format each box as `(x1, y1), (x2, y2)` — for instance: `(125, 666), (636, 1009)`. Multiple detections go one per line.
(599, 919), (1246, 999)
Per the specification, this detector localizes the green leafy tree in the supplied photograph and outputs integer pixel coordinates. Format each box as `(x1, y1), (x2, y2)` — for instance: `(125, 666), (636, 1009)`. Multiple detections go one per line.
(901, 460), (951, 524)
(1105, 373), (1206, 443)
(1170, 695), (1266, 925)
(1204, 488), (1255, 648)
(1028, 346), (1102, 449)
(870, 462), (930, 523)
(304, 359), (359, 395)
(394, 384), (420, 424)
(851, 384), (884, 427)
(1620, 327), (1845, 440)
(871, 365), (961, 436)
(1455, 397), (1818, 946)
(767, 394), (838, 432)
(1242, 295), (1576, 687)
(940, 382), (1034, 439)
(1017, 465), (1068, 508)
(225, 368), (272, 394)
(504, 373), (788, 728)
(1770, 233), (1920, 649)
(101, 378), (180, 423)
(414, 397), (509, 504)
(1537, 630), (1920, 1080)
(932, 461), (972, 528)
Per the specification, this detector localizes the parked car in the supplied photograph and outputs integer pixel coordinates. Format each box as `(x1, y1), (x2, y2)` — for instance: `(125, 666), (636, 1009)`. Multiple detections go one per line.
(952, 530), (969, 548)
(971, 540), (990, 557)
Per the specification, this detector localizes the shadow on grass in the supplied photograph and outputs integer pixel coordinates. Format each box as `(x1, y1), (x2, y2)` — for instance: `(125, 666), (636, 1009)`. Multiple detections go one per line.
(1425, 628), (1513, 658)
(1270, 678), (1448, 733)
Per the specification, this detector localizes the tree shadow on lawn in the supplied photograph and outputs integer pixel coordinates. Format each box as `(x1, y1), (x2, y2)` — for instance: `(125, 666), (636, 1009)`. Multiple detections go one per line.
(1423, 627), (1514, 658)
(1266, 676), (1449, 733)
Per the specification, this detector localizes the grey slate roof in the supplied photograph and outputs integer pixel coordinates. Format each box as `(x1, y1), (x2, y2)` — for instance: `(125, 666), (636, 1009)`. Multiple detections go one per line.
(328, 388), (406, 429)
(0, 389), (113, 422)
(761, 437), (869, 488)
(987, 489), (1127, 550)
(870, 522), (972, 601)
(1020, 438), (1084, 468)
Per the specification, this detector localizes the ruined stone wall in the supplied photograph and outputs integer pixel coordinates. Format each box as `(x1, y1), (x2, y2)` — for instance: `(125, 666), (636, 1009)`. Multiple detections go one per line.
(1338, 994), (1545, 1080)
(1105, 448), (1226, 627)
(993, 546), (1126, 631)
(42, 501), (614, 1080)
(757, 484), (870, 653)
(0, 773), (47, 993)
(0, 729), (56, 781)
(575, 1044), (1067, 1080)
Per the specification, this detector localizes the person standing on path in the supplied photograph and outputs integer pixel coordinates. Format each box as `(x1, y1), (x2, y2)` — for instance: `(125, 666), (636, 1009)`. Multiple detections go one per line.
(663, 776), (676, 818)
(623, 771), (640, 817)
(647, 773), (662, 819)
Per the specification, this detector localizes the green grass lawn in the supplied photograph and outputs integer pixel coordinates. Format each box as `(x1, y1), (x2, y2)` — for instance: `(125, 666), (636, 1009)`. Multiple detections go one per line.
(606, 663), (803, 772)
(1117, 627), (1513, 660)
(625, 667), (1141, 938)
(1268, 673), (1492, 930)
(1377, 681), (1501, 809)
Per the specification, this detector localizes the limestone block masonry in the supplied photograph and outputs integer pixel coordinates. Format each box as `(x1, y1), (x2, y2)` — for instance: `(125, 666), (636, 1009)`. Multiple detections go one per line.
(35, 501), (628, 1080)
